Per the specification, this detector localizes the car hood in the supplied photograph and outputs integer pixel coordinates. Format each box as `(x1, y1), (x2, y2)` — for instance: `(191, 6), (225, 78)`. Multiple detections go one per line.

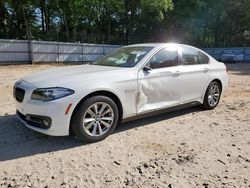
(22, 64), (126, 88)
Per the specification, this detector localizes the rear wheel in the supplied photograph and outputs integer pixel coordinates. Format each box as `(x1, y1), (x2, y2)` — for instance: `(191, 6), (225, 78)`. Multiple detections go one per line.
(202, 81), (221, 110)
(71, 96), (119, 142)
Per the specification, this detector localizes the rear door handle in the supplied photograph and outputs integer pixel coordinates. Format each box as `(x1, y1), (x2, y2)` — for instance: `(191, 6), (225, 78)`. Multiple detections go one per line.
(203, 67), (209, 73)
(173, 70), (181, 77)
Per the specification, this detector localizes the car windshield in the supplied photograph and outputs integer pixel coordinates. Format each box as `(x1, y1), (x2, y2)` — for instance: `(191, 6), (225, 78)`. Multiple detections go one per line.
(92, 47), (153, 67)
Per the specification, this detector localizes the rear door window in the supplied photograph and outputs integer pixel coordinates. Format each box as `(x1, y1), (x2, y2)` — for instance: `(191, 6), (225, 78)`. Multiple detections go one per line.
(180, 46), (199, 65)
(198, 51), (209, 64)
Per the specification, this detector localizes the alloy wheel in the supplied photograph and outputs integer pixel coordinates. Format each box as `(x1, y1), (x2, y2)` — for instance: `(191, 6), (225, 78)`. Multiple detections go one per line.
(208, 85), (220, 107)
(82, 102), (114, 137)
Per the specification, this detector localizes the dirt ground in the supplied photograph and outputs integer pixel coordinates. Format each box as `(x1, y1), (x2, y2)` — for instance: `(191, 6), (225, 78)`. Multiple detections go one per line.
(0, 63), (249, 188)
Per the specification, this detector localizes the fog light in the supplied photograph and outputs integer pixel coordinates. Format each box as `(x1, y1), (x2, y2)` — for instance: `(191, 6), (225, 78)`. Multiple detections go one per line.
(42, 119), (49, 127)
(25, 113), (52, 129)
(26, 115), (31, 121)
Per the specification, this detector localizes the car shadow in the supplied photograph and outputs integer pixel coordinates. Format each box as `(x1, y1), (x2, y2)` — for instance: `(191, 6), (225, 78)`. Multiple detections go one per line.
(0, 106), (203, 162)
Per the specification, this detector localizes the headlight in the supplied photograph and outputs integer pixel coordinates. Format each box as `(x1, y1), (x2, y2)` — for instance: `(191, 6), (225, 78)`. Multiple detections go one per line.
(31, 87), (74, 101)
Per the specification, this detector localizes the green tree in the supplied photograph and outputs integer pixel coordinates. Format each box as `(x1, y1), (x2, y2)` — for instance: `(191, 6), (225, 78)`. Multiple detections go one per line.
(0, 0), (249, 47)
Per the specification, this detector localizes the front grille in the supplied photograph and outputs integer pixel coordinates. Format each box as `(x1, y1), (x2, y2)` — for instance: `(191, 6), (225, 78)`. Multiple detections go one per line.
(14, 87), (25, 102)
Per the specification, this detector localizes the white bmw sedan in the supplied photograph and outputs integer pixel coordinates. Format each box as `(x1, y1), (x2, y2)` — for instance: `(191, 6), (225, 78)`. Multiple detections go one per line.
(14, 43), (228, 142)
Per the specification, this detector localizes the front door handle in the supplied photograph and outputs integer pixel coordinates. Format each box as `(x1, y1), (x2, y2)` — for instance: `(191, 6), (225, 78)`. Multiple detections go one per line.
(173, 70), (181, 77)
(203, 67), (209, 73)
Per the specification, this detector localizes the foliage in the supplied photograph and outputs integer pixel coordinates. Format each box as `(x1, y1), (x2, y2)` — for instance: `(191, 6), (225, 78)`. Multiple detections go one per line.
(0, 0), (249, 47)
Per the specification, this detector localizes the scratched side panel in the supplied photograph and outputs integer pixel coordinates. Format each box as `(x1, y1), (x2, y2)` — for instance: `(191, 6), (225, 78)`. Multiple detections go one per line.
(137, 67), (181, 114)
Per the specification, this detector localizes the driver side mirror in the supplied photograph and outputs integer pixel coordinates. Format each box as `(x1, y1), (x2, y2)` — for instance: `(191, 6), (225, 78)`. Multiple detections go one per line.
(143, 65), (152, 72)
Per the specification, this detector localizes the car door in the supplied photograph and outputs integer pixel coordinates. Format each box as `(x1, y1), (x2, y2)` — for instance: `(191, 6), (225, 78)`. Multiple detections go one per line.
(179, 46), (210, 103)
(137, 47), (181, 114)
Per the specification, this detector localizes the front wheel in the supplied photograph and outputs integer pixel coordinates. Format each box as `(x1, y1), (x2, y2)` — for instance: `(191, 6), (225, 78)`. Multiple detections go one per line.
(71, 96), (119, 142)
(202, 81), (221, 110)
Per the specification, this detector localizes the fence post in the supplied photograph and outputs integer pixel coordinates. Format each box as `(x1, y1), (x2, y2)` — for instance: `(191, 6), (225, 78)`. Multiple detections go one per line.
(82, 44), (84, 62)
(57, 41), (59, 62)
(29, 40), (33, 64)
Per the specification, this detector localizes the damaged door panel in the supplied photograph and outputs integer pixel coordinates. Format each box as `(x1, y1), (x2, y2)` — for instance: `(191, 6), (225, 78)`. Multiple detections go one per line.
(137, 47), (181, 114)
(137, 67), (181, 113)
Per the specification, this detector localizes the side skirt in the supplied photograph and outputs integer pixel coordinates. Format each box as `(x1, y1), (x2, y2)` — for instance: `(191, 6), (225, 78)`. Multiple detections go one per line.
(122, 101), (201, 123)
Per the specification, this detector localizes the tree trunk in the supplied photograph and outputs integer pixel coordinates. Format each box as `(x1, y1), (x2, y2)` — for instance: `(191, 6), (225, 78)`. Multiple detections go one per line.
(0, 0), (7, 38)
(64, 13), (69, 41)
(44, 2), (49, 34)
(22, 5), (31, 40)
(107, 18), (111, 44)
(40, 0), (45, 33)
(124, 0), (129, 44)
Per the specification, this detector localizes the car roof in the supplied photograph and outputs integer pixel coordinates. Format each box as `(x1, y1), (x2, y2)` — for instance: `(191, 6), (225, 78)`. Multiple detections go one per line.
(126, 43), (199, 50)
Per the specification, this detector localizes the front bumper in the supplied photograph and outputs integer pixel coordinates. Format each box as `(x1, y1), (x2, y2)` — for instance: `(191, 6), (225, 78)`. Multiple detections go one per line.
(14, 80), (76, 136)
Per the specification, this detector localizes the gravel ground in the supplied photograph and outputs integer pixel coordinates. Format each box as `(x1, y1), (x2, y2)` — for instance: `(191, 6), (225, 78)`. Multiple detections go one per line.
(0, 63), (249, 188)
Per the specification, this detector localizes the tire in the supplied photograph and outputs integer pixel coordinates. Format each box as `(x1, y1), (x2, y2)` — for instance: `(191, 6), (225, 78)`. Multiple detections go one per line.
(202, 81), (222, 110)
(71, 96), (119, 142)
